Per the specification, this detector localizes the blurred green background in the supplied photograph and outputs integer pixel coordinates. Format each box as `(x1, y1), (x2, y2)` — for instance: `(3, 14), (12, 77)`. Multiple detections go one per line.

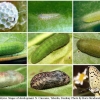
(74, 1), (100, 32)
(28, 65), (72, 96)
(28, 1), (72, 32)
(0, 65), (26, 96)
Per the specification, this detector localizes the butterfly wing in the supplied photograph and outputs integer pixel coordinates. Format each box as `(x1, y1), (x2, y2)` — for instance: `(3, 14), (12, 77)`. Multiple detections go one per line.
(89, 66), (100, 93)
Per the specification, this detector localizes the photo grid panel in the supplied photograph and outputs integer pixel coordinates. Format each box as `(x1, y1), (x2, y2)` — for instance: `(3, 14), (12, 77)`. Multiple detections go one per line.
(28, 0), (73, 96)
(73, 0), (100, 97)
(0, 0), (100, 99)
(0, 0), (27, 96)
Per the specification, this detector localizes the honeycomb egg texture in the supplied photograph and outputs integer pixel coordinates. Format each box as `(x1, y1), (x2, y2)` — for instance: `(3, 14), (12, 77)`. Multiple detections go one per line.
(0, 2), (18, 30)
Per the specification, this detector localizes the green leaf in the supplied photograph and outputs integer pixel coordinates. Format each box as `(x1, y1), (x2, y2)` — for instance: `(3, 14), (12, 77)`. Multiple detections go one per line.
(28, 1), (72, 32)
(28, 33), (54, 48)
(28, 88), (56, 96)
(28, 65), (72, 96)
(73, 33), (100, 64)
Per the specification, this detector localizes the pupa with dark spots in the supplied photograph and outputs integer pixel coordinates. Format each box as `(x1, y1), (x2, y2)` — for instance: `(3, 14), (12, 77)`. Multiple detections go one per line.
(30, 70), (70, 90)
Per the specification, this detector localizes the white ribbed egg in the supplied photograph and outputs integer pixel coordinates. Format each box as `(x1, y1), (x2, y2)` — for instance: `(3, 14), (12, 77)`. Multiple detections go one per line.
(0, 2), (18, 30)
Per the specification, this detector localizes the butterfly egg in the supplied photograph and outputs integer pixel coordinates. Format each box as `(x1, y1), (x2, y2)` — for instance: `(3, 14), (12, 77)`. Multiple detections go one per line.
(82, 11), (100, 23)
(0, 2), (18, 31)
(30, 70), (70, 90)
(38, 13), (60, 20)
(0, 70), (24, 88)
(77, 39), (100, 58)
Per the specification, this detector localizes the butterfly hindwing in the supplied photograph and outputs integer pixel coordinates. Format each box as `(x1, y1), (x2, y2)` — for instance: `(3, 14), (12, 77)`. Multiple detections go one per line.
(89, 66), (100, 93)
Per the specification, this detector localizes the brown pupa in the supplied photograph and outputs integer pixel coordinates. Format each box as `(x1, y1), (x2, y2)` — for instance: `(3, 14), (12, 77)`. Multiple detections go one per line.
(30, 70), (70, 90)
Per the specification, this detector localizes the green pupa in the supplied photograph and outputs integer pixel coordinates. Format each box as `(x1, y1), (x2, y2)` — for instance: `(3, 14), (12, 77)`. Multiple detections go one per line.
(77, 39), (100, 58)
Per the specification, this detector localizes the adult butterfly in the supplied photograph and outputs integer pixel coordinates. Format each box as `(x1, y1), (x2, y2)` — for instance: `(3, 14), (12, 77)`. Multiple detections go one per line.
(89, 66), (100, 96)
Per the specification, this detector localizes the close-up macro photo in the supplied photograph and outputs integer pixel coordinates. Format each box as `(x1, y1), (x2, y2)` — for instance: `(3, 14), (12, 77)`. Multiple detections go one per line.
(73, 33), (100, 64)
(28, 1), (72, 32)
(73, 65), (100, 96)
(0, 0), (99, 99)
(74, 1), (100, 32)
(0, 1), (27, 32)
(28, 65), (72, 96)
(0, 33), (27, 64)
(0, 65), (27, 96)
(28, 33), (72, 64)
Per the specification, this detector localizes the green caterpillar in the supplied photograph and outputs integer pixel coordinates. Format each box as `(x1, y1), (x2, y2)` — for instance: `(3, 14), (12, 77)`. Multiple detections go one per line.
(77, 39), (100, 58)
(0, 42), (24, 56)
(82, 11), (100, 23)
(31, 33), (70, 64)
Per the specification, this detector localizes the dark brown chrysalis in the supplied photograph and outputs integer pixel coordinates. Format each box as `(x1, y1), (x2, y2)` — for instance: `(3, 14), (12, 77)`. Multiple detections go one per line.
(30, 70), (70, 90)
